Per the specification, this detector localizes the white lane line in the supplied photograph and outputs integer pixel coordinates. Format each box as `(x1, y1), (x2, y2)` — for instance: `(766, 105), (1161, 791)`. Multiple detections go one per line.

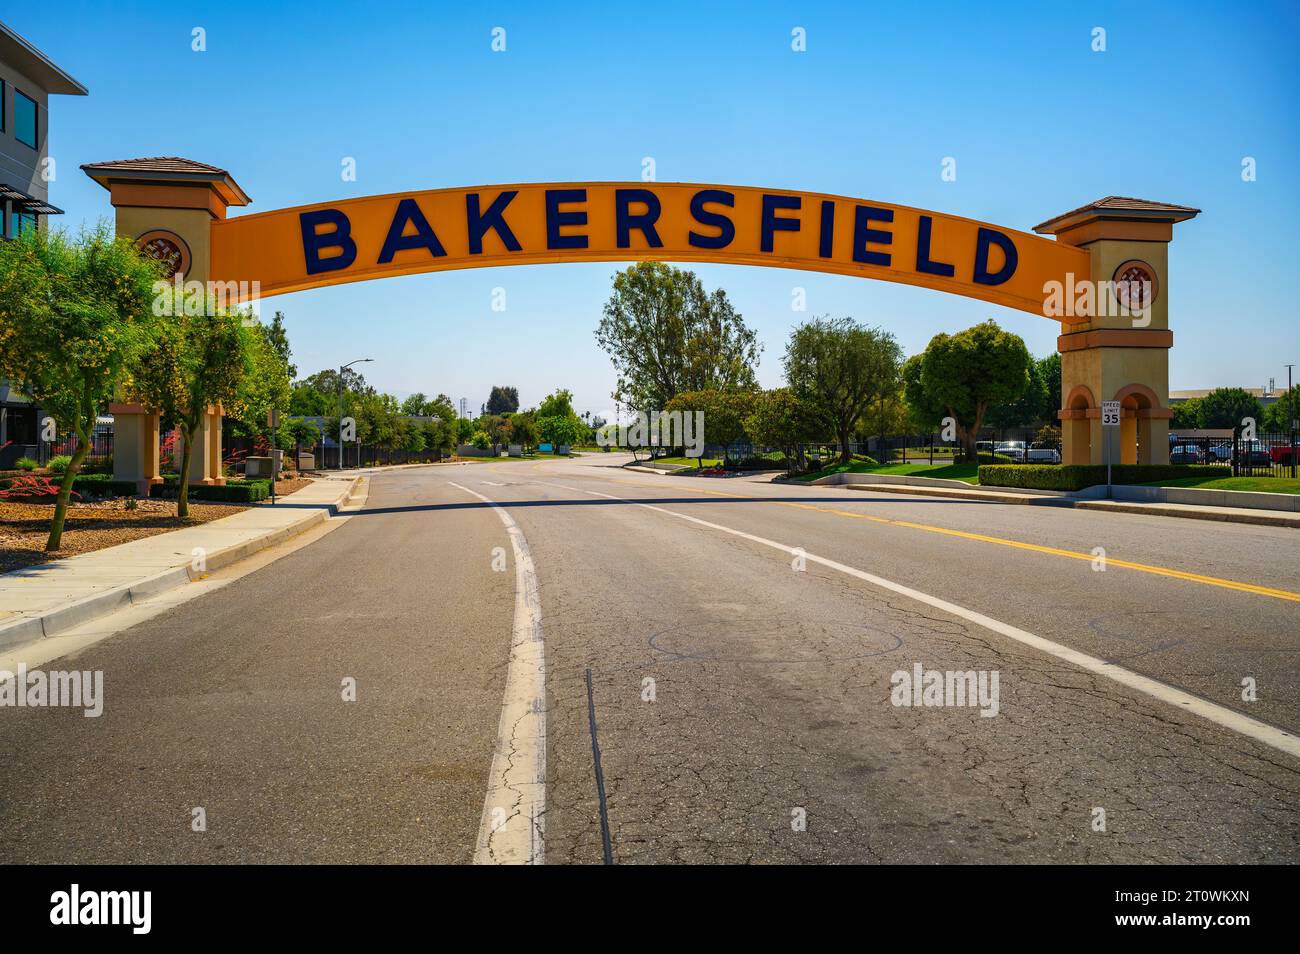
(542, 480), (1300, 761)
(450, 481), (547, 865)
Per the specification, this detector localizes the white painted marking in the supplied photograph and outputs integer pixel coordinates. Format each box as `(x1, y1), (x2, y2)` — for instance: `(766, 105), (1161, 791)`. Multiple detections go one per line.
(450, 482), (547, 864)
(543, 480), (1300, 761)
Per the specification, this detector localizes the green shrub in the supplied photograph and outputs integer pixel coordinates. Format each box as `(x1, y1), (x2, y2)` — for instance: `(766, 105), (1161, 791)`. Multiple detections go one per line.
(150, 477), (270, 503)
(979, 464), (1231, 492)
(47, 455), (74, 475)
(70, 473), (139, 496)
(14, 457), (37, 471)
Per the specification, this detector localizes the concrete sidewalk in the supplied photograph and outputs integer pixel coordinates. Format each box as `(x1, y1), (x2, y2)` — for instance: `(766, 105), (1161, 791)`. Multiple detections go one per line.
(0, 474), (364, 650)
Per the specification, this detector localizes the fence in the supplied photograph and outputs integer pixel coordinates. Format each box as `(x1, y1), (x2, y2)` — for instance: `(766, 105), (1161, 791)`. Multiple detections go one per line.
(1169, 429), (1299, 479)
(643, 427), (1300, 479)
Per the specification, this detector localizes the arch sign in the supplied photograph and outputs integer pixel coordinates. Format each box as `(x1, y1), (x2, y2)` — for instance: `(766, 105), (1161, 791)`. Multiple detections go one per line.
(82, 157), (1199, 473)
(209, 182), (1089, 320)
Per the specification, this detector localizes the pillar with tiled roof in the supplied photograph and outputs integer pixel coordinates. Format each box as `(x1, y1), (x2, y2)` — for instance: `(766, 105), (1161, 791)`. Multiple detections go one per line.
(1034, 197), (1200, 467)
(82, 157), (251, 488)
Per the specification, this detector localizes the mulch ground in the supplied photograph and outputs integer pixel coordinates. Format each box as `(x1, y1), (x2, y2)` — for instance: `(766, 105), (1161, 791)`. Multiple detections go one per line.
(0, 478), (315, 574)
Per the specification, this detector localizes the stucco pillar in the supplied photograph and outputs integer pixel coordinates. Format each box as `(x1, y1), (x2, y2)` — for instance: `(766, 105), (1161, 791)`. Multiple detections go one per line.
(1034, 199), (1199, 467)
(172, 407), (226, 485)
(108, 403), (162, 496)
(85, 159), (251, 488)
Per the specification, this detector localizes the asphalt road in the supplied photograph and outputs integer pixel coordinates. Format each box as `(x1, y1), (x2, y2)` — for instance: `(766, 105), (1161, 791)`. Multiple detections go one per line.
(2, 455), (1297, 864)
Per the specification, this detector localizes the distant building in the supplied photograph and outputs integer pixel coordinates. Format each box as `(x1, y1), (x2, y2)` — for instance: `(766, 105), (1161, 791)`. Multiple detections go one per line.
(0, 20), (87, 466)
(1169, 388), (1281, 408)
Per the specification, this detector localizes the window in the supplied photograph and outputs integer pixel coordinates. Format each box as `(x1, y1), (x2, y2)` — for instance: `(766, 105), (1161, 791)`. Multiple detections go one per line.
(14, 89), (37, 149)
(11, 211), (36, 236)
(1, 79), (6, 131)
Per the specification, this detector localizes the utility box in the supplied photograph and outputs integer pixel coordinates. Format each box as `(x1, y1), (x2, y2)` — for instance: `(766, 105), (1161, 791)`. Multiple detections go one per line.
(508, 444), (523, 457)
(245, 456), (274, 478)
(296, 453), (315, 470)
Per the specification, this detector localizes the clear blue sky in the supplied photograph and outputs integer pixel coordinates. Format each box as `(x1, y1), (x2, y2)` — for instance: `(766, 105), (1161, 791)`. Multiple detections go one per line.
(15, 0), (1300, 418)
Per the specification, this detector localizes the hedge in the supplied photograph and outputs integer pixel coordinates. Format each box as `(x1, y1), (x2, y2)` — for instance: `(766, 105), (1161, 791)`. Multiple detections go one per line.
(150, 478), (271, 503)
(978, 464), (1231, 492)
(71, 474), (140, 496)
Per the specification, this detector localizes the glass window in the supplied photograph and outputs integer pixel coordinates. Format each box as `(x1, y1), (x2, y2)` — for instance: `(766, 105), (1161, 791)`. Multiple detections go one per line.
(15, 90), (37, 149)
(1, 79), (6, 131)
(12, 211), (36, 236)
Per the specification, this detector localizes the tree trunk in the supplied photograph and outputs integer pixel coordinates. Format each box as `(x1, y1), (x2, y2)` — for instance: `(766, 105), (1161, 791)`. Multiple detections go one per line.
(839, 425), (853, 464)
(960, 427), (978, 463)
(177, 423), (198, 520)
(45, 412), (93, 552)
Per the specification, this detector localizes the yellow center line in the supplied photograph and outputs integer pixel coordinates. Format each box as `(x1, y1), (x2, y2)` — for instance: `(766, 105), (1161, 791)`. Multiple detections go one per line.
(581, 471), (1300, 604)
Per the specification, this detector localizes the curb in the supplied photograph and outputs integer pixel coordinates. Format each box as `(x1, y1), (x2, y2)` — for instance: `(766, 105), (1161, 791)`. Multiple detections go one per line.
(843, 483), (1071, 506)
(832, 479), (1297, 527)
(0, 476), (362, 652)
(1073, 500), (1300, 528)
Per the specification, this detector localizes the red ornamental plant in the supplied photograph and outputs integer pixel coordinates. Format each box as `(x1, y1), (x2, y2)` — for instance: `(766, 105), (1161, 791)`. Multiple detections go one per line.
(0, 475), (80, 501)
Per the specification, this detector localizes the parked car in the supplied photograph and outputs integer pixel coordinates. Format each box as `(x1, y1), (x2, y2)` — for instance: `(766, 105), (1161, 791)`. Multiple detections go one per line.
(1207, 443), (1234, 462)
(1169, 444), (1205, 464)
(994, 441), (1027, 462)
(1026, 444), (1060, 464)
(1239, 440), (1272, 466)
(1269, 440), (1300, 465)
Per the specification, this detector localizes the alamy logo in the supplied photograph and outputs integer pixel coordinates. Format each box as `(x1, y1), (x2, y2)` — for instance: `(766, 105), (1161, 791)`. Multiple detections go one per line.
(890, 663), (1000, 717)
(597, 410), (705, 457)
(50, 884), (151, 934)
(0, 665), (104, 717)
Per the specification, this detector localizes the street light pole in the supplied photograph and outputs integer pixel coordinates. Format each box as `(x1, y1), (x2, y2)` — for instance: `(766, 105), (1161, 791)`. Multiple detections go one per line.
(338, 358), (374, 470)
(1287, 364), (1296, 479)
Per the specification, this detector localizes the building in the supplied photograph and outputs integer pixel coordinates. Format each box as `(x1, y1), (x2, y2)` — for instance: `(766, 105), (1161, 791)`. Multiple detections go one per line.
(0, 20), (86, 467)
(1169, 387), (1282, 408)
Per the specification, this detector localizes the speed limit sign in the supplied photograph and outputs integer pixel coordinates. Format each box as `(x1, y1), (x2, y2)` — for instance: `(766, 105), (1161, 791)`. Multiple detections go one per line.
(1101, 400), (1121, 427)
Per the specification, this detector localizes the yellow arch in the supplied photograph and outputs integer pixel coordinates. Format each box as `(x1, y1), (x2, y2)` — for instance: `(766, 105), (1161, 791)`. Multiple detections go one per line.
(209, 181), (1089, 320)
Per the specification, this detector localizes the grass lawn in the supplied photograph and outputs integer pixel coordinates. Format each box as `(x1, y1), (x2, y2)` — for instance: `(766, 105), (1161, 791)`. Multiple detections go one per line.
(790, 461), (980, 484)
(1142, 475), (1300, 494)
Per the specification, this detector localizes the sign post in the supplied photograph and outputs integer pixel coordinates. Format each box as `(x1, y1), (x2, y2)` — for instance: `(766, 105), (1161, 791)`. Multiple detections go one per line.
(1101, 400), (1121, 495)
(267, 408), (280, 506)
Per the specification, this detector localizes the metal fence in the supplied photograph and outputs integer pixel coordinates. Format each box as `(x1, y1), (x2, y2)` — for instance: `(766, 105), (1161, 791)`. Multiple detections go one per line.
(1169, 429), (1299, 478)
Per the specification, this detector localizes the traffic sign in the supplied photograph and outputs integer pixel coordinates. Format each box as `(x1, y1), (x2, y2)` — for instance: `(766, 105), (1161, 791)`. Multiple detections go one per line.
(1101, 401), (1121, 427)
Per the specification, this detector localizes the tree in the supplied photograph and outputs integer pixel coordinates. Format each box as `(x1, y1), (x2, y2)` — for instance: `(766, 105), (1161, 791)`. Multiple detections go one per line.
(286, 417), (321, 461)
(1263, 386), (1300, 432)
(1170, 398), (1202, 430)
(399, 420), (426, 453)
(784, 317), (902, 464)
(857, 387), (914, 445)
(486, 385), (520, 414)
(534, 389), (586, 448)
(986, 355), (1050, 431)
(665, 388), (753, 463)
(903, 320), (1031, 461)
(507, 411), (538, 451)
(228, 322), (291, 441)
(595, 262), (760, 411)
(1199, 387), (1263, 429)
(291, 366), (373, 415)
(130, 294), (253, 519)
(0, 223), (164, 549)
(745, 388), (822, 472)
(400, 392), (430, 416)
(264, 311), (296, 379)
(1037, 352), (1062, 424)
